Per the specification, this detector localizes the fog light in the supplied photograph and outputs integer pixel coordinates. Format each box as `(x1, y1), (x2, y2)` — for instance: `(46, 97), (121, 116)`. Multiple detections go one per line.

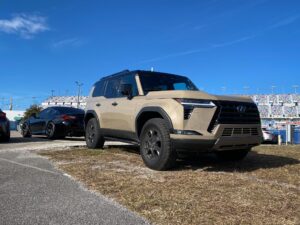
(173, 130), (202, 135)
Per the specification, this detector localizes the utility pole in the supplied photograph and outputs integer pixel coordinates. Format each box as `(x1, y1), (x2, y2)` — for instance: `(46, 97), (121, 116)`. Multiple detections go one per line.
(75, 81), (83, 108)
(9, 97), (13, 111)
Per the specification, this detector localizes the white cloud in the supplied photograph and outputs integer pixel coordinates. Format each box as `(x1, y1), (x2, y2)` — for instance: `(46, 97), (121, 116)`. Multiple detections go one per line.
(0, 13), (49, 39)
(139, 14), (300, 64)
(211, 34), (258, 48)
(52, 38), (84, 48)
(139, 35), (258, 64)
(269, 15), (300, 29)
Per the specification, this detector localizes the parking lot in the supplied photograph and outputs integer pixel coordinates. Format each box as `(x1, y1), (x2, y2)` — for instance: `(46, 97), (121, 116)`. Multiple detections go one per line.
(0, 132), (148, 225)
(1, 132), (299, 225)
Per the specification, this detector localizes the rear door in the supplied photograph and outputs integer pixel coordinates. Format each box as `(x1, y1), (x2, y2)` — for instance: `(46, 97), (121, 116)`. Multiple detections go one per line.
(88, 80), (109, 128)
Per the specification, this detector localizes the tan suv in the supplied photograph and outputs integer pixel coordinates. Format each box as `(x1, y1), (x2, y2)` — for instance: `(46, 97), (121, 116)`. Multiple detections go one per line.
(85, 70), (262, 170)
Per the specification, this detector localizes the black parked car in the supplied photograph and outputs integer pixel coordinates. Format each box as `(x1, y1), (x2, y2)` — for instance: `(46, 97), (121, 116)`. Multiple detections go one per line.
(21, 107), (85, 139)
(0, 109), (10, 142)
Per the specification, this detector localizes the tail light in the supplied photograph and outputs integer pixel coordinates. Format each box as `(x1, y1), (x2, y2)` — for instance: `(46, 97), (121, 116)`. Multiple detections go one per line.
(0, 112), (6, 119)
(61, 114), (76, 121)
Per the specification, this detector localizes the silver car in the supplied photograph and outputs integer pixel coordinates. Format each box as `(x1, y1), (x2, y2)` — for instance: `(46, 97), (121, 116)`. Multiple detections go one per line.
(262, 128), (278, 144)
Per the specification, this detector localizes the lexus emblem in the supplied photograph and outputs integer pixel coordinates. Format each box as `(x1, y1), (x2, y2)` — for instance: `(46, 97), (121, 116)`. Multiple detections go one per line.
(236, 105), (247, 113)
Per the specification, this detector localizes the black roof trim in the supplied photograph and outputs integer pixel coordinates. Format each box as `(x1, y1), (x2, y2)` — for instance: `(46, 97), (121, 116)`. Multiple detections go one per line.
(99, 70), (130, 81)
(99, 70), (186, 81)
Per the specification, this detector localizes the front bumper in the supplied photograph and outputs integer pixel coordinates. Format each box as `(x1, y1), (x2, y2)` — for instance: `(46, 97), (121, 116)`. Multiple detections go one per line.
(171, 124), (262, 152)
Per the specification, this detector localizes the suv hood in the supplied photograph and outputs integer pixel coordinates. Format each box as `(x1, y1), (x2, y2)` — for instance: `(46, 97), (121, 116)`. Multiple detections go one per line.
(145, 90), (254, 103)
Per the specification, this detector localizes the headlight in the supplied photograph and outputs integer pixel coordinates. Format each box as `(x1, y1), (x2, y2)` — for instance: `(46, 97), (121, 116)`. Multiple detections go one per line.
(175, 99), (216, 120)
(175, 99), (216, 108)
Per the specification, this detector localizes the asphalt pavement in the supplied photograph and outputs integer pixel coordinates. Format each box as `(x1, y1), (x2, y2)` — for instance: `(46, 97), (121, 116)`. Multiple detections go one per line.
(0, 132), (149, 225)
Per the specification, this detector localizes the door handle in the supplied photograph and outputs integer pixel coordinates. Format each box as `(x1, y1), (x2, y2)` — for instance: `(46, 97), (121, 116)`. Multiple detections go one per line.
(96, 103), (101, 107)
(112, 102), (118, 106)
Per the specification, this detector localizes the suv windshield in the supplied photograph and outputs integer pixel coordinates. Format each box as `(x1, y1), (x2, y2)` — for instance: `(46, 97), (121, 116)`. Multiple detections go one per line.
(139, 73), (198, 95)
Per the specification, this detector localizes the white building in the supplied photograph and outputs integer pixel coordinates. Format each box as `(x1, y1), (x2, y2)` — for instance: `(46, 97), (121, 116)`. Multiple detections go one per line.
(3, 110), (25, 130)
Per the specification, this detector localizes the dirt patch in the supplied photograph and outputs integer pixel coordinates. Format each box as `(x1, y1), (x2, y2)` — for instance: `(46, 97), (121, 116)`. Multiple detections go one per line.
(40, 145), (300, 225)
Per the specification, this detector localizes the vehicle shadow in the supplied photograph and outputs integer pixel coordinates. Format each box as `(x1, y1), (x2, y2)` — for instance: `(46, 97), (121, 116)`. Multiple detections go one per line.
(63, 137), (85, 141)
(107, 145), (300, 172)
(176, 151), (300, 172)
(6, 136), (54, 144)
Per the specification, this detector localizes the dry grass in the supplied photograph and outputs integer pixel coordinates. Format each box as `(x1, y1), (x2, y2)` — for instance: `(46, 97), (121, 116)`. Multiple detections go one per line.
(40, 145), (300, 225)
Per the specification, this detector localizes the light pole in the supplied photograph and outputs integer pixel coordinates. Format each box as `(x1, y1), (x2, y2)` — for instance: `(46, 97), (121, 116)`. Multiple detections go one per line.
(271, 85), (276, 94)
(292, 85), (299, 94)
(75, 81), (83, 108)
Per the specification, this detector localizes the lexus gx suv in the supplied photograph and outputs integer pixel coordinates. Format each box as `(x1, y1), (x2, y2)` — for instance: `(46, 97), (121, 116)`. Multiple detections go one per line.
(85, 70), (262, 170)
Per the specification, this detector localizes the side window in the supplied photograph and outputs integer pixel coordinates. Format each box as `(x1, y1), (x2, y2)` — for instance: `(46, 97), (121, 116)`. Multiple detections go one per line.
(174, 83), (188, 90)
(104, 74), (139, 99)
(39, 109), (49, 118)
(48, 109), (59, 118)
(104, 78), (120, 98)
(119, 74), (139, 97)
(92, 80), (106, 97)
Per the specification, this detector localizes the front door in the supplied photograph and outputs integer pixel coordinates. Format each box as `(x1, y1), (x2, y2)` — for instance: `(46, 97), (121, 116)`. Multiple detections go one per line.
(30, 108), (49, 134)
(101, 74), (139, 139)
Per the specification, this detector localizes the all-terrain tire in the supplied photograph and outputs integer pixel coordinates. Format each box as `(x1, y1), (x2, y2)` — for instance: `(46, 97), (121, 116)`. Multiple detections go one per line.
(140, 118), (177, 171)
(85, 118), (105, 149)
(215, 149), (250, 161)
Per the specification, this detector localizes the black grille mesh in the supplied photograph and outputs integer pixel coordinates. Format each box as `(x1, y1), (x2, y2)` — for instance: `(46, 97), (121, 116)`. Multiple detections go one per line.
(208, 101), (261, 132)
(222, 127), (259, 136)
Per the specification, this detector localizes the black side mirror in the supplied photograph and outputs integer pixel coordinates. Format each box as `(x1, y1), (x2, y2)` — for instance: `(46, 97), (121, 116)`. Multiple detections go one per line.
(120, 84), (133, 99)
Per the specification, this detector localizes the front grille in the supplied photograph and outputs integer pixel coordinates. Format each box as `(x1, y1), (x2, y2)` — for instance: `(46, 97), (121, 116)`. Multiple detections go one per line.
(208, 101), (261, 132)
(222, 127), (259, 136)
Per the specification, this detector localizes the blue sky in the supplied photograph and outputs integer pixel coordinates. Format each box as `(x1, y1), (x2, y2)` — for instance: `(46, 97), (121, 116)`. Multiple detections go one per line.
(0, 0), (300, 110)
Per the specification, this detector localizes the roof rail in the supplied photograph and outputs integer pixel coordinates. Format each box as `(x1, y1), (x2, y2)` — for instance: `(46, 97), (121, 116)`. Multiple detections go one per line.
(101, 70), (131, 80)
